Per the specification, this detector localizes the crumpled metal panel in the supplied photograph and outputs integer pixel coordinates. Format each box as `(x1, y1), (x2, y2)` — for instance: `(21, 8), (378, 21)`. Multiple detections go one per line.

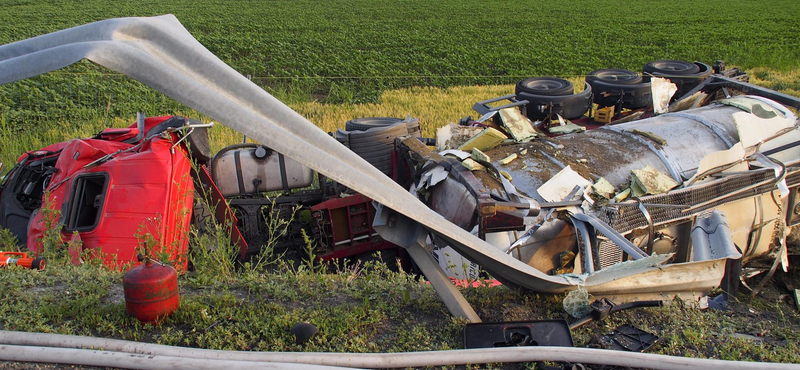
(0, 15), (575, 292)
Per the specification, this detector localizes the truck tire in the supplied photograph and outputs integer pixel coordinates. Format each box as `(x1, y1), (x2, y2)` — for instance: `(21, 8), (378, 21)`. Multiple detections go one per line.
(516, 77), (574, 96)
(345, 117), (403, 131)
(643, 60), (701, 76)
(516, 82), (592, 121)
(586, 69), (651, 109)
(643, 60), (712, 101)
(586, 69), (642, 85)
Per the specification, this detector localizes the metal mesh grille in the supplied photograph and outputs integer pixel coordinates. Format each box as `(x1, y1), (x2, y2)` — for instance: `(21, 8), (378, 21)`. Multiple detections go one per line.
(598, 239), (624, 268)
(598, 166), (800, 234)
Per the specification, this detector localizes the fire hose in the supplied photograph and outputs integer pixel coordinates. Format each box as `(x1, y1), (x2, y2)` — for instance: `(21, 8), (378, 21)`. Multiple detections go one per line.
(1, 330), (798, 370)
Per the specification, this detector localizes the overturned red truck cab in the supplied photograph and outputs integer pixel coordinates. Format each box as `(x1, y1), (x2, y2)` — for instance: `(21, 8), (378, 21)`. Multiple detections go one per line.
(0, 116), (206, 269)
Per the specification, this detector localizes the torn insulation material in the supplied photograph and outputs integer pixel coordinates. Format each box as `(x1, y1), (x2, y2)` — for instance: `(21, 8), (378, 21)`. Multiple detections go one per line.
(499, 153), (518, 165)
(499, 107), (539, 142)
(471, 148), (490, 163)
(630, 165), (679, 196)
(458, 127), (506, 152)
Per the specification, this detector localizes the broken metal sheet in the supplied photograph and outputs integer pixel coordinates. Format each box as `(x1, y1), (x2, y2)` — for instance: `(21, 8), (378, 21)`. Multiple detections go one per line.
(435, 123), (484, 152)
(685, 142), (747, 185)
(537, 166), (591, 203)
(498, 107), (538, 142)
(755, 152), (789, 198)
(734, 111), (796, 151)
(418, 165), (449, 189)
(691, 211), (742, 261)
(651, 77), (678, 114)
(600, 253), (673, 273)
(0, 15), (582, 294)
(719, 96), (783, 119)
(439, 149), (470, 160)
(630, 165), (679, 196)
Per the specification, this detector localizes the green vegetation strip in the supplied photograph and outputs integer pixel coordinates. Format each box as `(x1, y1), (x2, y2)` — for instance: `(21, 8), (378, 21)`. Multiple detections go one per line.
(1, 260), (799, 366)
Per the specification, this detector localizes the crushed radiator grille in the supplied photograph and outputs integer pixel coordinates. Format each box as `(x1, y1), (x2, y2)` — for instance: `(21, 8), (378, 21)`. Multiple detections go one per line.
(598, 239), (624, 269)
(598, 166), (800, 234)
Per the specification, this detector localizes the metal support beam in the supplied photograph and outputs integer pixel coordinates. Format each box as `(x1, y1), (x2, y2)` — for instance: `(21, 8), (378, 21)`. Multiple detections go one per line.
(373, 204), (482, 323)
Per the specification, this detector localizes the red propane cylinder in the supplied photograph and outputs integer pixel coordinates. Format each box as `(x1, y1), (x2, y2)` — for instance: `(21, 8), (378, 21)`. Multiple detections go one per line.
(123, 259), (180, 323)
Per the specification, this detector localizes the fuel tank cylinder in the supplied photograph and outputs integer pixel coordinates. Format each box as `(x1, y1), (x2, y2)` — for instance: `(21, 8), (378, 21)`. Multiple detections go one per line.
(123, 260), (180, 323)
(492, 96), (798, 195)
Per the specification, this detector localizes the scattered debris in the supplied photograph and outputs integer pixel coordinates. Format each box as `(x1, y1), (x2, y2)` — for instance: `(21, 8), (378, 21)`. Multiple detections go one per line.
(613, 188), (631, 202)
(549, 122), (586, 135)
(499, 107), (539, 142)
(630, 165), (679, 196)
(591, 177), (616, 199)
(458, 127), (507, 151)
(464, 320), (574, 348)
(520, 148), (528, 155)
(594, 105), (615, 124)
(291, 322), (319, 344)
(570, 298), (663, 330)
(5, 18), (800, 338)
(439, 149), (471, 160)
(610, 111), (645, 124)
(630, 129), (667, 146)
(719, 96), (782, 119)
(668, 91), (709, 112)
(563, 287), (591, 318)
(596, 324), (659, 352)
(461, 158), (485, 171)
(551, 250), (576, 275)
(651, 77), (678, 114)
(499, 153), (518, 165)
(471, 148), (491, 163)
(500, 170), (512, 181)
(730, 333), (765, 343)
(734, 110), (795, 150)
(795, 289), (800, 312)
(435, 123), (484, 151)
(537, 166), (591, 203)
(419, 165), (449, 188)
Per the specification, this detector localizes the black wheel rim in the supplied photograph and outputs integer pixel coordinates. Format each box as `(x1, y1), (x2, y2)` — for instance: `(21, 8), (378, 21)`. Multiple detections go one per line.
(587, 69), (641, 84)
(646, 60), (700, 75)
(524, 79), (568, 91)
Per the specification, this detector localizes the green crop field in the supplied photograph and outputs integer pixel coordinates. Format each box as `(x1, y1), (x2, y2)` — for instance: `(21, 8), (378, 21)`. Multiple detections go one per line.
(1, 0), (800, 166)
(2, 2), (800, 368)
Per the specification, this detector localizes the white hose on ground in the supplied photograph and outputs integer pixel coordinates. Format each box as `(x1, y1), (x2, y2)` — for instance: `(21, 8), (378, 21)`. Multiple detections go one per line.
(0, 344), (360, 370)
(1, 330), (798, 370)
